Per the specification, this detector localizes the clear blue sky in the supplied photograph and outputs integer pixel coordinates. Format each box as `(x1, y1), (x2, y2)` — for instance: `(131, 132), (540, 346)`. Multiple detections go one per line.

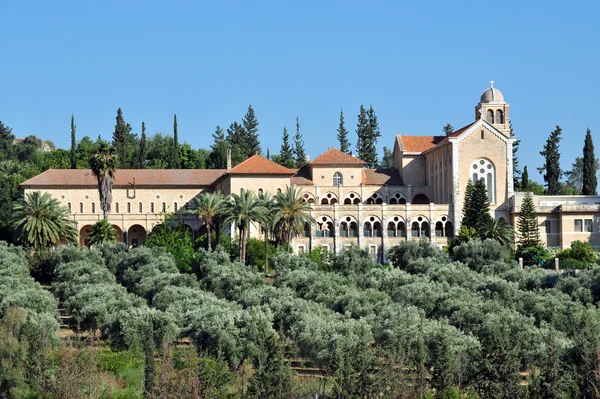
(2, 1), (599, 181)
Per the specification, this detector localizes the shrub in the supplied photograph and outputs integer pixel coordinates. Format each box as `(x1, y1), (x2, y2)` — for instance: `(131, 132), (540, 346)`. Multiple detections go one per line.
(388, 239), (447, 270)
(245, 238), (278, 271)
(515, 244), (550, 263)
(558, 240), (597, 264)
(452, 239), (509, 272)
(332, 245), (377, 275)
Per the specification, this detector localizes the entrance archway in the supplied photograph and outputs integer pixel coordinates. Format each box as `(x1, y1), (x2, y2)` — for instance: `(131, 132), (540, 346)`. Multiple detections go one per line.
(79, 225), (94, 247)
(127, 224), (147, 248)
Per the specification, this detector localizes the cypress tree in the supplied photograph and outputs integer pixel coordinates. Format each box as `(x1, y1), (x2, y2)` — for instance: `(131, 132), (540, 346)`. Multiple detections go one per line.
(242, 105), (261, 157)
(293, 117), (306, 167)
(356, 105), (368, 160)
(136, 122), (147, 169)
(442, 124), (454, 136)
(538, 126), (563, 195)
(521, 166), (529, 192)
(461, 180), (476, 229)
(171, 114), (180, 168)
(337, 109), (350, 153)
(582, 128), (597, 195)
(363, 105), (381, 168)
(517, 192), (541, 248)
(208, 126), (228, 169)
(266, 148), (270, 160)
(112, 108), (133, 168)
(70, 115), (77, 169)
(279, 127), (294, 168)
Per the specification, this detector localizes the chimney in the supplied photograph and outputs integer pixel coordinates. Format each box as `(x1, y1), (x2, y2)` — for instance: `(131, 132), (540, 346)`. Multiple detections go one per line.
(226, 149), (232, 170)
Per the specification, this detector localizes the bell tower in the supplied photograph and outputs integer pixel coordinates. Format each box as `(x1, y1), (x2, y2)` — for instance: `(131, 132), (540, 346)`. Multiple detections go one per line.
(475, 80), (511, 137)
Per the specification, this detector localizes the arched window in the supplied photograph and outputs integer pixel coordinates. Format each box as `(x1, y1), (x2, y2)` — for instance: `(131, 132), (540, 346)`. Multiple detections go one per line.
(115, 202), (119, 213)
(162, 202), (166, 213)
(79, 203), (83, 213)
(435, 216), (454, 238)
(364, 221), (373, 237)
(150, 202), (154, 213)
(67, 203), (72, 212)
(316, 216), (334, 237)
(258, 188), (263, 196)
(387, 221), (396, 237)
(333, 172), (343, 186)
(366, 193), (384, 204)
(344, 192), (361, 205)
(127, 202), (131, 213)
(487, 109), (494, 124)
(496, 109), (504, 124)
(470, 158), (496, 203)
(412, 194), (430, 204)
(411, 216), (429, 238)
(174, 202), (178, 212)
(91, 203), (96, 214)
(340, 216), (358, 237)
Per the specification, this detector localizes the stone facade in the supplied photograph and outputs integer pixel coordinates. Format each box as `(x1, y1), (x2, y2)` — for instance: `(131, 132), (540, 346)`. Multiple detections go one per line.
(24, 83), (593, 258)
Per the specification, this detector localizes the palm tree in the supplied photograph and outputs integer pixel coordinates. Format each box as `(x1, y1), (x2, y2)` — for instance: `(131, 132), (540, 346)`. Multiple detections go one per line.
(10, 191), (77, 249)
(478, 218), (515, 251)
(222, 189), (266, 263)
(89, 220), (117, 245)
(258, 191), (276, 272)
(186, 191), (224, 251)
(273, 186), (315, 248)
(89, 142), (117, 221)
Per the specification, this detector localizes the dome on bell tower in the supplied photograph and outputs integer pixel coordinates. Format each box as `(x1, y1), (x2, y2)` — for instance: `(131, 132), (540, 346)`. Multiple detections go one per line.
(480, 80), (505, 103)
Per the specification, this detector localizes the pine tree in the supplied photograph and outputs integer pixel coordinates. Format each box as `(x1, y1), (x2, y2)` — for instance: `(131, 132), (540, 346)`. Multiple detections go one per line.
(293, 117), (306, 168)
(279, 127), (294, 168)
(337, 109), (350, 153)
(582, 128), (597, 195)
(442, 124), (454, 136)
(170, 114), (180, 169)
(208, 126), (229, 169)
(70, 115), (77, 169)
(356, 105), (368, 160)
(461, 180), (476, 229)
(364, 105), (382, 168)
(112, 108), (133, 168)
(517, 192), (541, 248)
(381, 146), (393, 168)
(510, 122), (521, 190)
(471, 179), (492, 230)
(136, 122), (147, 169)
(0, 120), (15, 161)
(521, 166), (529, 192)
(242, 105), (261, 157)
(538, 126), (563, 195)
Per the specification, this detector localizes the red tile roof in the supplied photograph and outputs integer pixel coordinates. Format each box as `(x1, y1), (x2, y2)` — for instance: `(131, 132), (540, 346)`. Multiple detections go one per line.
(21, 169), (227, 187)
(399, 122), (476, 153)
(228, 155), (296, 175)
(401, 136), (446, 153)
(362, 169), (404, 185)
(310, 148), (365, 166)
(291, 168), (314, 185)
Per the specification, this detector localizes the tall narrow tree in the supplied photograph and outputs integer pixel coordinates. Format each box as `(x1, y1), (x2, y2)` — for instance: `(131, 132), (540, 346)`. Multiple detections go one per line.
(279, 127), (294, 168)
(208, 126), (228, 169)
(242, 105), (261, 157)
(470, 179), (492, 230)
(363, 105), (382, 168)
(521, 166), (529, 192)
(517, 192), (541, 249)
(582, 128), (597, 195)
(538, 126), (563, 195)
(337, 109), (350, 153)
(136, 122), (147, 169)
(89, 143), (117, 221)
(356, 105), (368, 160)
(293, 117), (306, 168)
(171, 114), (180, 168)
(461, 180), (476, 229)
(266, 148), (270, 160)
(380, 146), (393, 168)
(112, 108), (133, 168)
(70, 115), (77, 169)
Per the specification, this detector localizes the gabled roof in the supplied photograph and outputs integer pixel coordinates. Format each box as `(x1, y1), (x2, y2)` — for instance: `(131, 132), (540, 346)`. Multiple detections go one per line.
(21, 169), (227, 187)
(362, 168), (404, 185)
(291, 168), (314, 185)
(400, 136), (446, 153)
(310, 148), (366, 166)
(228, 154), (296, 175)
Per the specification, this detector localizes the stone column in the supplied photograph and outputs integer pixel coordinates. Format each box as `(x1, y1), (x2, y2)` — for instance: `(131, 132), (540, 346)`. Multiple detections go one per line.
(406, 203), (412, 240)
(333, 204), (339, 254)
(384, 185), (389, 203)
(310, 209), (316, 251)
(429, 203), (435, 244)
(381, 203), (388, 263)
(315, 185), (320, 204)
(408, 184), (412, 203)
(357, 203), (363, 248)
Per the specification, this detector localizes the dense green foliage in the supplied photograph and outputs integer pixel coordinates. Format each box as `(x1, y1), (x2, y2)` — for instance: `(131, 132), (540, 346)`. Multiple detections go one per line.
(582, 128), (597, 195)
(337, 109), (350, 153)
(539, 125), (563, 195)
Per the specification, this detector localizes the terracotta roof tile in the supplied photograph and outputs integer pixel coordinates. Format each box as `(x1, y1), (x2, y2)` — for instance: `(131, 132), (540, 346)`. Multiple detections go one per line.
(362, 169), (404, 185)
(228, 155), (296, 175)
(291, 168), (314, 185)
(21, 169), (227, 187)
(310, 148), (365, 165)
(400, 136), (446, 153)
